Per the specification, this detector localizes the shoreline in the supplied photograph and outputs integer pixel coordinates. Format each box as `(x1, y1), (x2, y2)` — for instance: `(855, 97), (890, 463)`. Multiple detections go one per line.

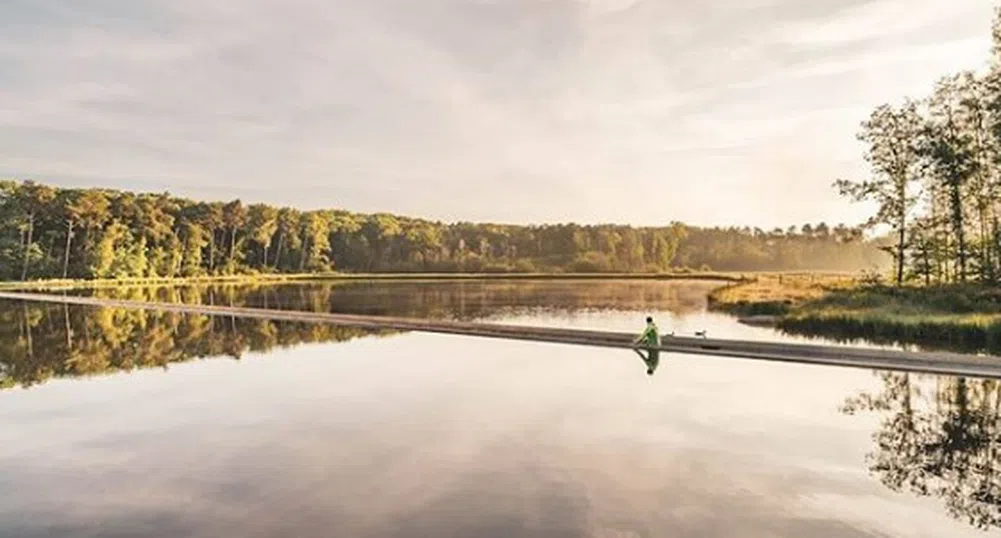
(9, 270), (997, 355)
(710, 275), (1001, 354)
(4, 289), (999, 379)
(0, 271), (746, 292)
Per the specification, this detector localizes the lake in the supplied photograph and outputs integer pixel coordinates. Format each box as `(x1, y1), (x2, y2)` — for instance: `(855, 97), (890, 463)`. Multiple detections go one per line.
(1, 279), (998, 537)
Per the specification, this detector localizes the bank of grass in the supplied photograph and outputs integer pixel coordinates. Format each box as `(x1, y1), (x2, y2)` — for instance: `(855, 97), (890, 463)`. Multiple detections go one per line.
(783, 284), (1001, 352)
(0, 270), (746, 293)
(707, 272), (855, 316)
(711, 273), (1001, 353)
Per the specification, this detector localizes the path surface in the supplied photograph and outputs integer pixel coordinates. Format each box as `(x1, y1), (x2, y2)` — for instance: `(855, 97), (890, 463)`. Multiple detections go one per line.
(1, 291), (999, 379)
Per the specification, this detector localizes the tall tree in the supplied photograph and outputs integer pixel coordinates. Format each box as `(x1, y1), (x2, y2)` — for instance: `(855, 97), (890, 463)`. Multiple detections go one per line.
(15, 182), (56, 281)
(179, 220), (208, 277)
(222, 200), (246, 272)
(247, 204), (278, 268)
(919, 77), (982, 282)
(836, 101), (923, 285)
(192, 202), (224, 273)
(59, 190), (109, 278)
(274, 208), (301, 271)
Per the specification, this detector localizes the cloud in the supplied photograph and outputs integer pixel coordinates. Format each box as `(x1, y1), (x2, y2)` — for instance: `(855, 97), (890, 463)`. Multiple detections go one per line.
(0, 0), (994, 227)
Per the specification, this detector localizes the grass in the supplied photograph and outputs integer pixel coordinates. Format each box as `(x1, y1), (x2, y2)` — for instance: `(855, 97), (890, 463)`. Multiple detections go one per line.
(0, 270), (747, 292)
(710, 273), (1001, 354)
(707, 272), (855, 316)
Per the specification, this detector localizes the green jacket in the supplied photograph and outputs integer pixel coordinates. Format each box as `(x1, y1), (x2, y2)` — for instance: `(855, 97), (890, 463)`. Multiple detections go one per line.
(637, 323), (660, 347)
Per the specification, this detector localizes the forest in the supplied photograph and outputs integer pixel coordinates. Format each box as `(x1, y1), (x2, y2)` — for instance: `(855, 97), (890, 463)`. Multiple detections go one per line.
(837, 7), (1001, 286)
(0, 179), (882, 281)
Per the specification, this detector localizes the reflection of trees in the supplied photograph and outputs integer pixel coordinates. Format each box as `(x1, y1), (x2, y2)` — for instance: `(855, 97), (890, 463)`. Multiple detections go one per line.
(84, 280), (714, 320)
(781, 318), (1001, 355)
(0, 301), (393, 390)
(3, 280), (711, 390)
(843, 373), (1001, 530)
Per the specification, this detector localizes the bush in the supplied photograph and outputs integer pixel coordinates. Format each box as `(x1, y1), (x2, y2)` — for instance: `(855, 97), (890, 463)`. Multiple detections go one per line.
(856, 269), (884, 288)
(513, 259), (536, 273)
(482, 263), (513, 273)
(570, 252), (612, 273)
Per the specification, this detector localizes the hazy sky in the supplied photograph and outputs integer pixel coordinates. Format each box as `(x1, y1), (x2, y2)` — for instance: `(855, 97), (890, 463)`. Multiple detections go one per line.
(0, 0), (993, 227)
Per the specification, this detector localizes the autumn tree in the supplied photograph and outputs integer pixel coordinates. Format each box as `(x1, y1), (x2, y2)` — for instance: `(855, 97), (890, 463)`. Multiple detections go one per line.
(15, 181), (56, 280)
(60, 190), (109, 278)
(222, 200), (247, 272)
(247, 204), (278, 268)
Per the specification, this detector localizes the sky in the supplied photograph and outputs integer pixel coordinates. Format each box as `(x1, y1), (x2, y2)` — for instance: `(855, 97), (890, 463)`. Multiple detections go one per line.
(0, 0), (994, 228)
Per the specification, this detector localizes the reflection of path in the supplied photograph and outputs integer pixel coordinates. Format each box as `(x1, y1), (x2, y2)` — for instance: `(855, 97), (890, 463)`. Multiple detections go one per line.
(633, 348), (660, 376)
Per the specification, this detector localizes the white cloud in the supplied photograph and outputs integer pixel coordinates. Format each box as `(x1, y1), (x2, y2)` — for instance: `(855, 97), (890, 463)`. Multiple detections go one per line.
(0, 0), (994, 227)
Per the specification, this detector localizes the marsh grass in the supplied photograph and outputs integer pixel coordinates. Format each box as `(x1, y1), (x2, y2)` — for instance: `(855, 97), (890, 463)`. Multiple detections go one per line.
(710, 275), (1001, 354)
(708, 273), (854, 316)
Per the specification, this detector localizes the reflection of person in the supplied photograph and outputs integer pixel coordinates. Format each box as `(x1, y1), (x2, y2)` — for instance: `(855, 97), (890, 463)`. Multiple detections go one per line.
(634, 348), (660, 376)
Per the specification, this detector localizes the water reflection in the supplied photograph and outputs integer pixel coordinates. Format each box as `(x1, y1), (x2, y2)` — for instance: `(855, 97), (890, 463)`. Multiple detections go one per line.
(1, 279), (718, 391)
(780, 319), (1001, 356)
(633, 349), (661, 376)
(1, 280), (718, 391)
(842, 373), (1001, 530)
(0, 300), (394, 390)
(2, 279), (1000, 535)
(76, 279), (717, 320)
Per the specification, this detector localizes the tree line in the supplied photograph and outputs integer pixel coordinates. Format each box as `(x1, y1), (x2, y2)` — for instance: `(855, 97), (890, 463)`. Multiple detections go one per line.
(838, 6), (1001, 286)
(0, 179), (881, 281)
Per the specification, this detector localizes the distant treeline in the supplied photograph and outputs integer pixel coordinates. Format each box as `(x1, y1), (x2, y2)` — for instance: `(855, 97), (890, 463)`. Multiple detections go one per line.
(838, 7), (1001, 286)
(0, 180), (883, 281)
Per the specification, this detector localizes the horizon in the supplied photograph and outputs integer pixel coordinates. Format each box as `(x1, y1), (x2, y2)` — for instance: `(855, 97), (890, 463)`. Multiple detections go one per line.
(0, 0), (992, 228)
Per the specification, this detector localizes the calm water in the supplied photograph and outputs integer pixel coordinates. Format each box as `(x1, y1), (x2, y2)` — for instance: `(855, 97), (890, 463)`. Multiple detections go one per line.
(1, 280), (998, 537)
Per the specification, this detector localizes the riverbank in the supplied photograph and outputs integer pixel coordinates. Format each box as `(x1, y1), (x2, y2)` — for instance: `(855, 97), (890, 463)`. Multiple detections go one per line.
(710, 274), (1001, 354)
(707, 273), (854, 317)
(0, 271), (746, 292)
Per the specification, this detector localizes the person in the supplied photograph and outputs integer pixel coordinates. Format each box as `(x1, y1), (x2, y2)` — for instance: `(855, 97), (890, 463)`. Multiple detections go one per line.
(633, 316), (661, 349)
(633, 316), (662, 376)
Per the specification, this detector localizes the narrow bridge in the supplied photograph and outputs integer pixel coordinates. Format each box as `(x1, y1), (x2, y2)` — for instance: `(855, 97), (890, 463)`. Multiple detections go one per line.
(1, 291), (999, 379)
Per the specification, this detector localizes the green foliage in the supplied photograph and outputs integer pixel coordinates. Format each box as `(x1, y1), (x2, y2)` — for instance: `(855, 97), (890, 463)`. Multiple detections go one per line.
(90, 220), (127, 278)
(774, 283), (1001, 354)
(836, 101), (922, 285)
(0, 180), (882, 280)
(838, 9), (1001, 286)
